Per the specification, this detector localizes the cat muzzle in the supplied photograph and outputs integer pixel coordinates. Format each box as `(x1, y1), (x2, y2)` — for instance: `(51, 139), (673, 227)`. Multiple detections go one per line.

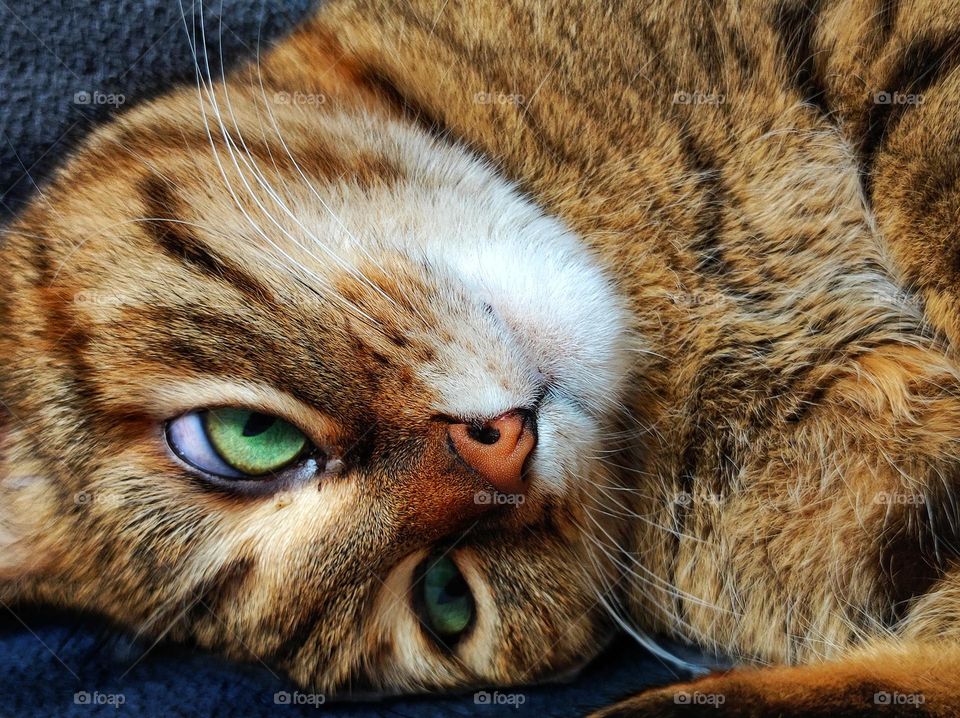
(447, 410), (536, 497)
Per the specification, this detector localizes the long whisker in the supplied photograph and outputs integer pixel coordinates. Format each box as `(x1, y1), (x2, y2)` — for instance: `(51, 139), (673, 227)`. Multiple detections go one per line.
(175, 0), (381, 329)
(245, 28), (435, 329)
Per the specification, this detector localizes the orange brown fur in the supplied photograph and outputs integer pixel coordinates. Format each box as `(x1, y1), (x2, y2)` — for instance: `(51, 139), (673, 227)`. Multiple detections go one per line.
(4, 0), (960, 712)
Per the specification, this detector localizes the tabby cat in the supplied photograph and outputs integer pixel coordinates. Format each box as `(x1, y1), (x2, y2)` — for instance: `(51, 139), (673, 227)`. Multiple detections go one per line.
(5, 0), (960, 714)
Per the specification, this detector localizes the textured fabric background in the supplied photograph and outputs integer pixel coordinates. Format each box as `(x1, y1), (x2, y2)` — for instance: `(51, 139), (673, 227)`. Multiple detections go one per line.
(0, 1), (694, 715)
(0, 0), (314, 217)
(0, 608), (696, 717)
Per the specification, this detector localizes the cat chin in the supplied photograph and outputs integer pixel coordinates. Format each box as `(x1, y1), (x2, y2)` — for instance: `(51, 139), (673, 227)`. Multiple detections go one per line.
(415, 164), (634, 422)
(438, 213), (633, 412)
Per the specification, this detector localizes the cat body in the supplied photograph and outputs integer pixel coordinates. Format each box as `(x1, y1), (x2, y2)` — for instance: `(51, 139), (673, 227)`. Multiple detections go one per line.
(5, 0), (960, 714)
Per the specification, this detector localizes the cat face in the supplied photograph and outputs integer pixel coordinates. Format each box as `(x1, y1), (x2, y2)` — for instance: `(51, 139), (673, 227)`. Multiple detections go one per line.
(0, 78), (634, 693)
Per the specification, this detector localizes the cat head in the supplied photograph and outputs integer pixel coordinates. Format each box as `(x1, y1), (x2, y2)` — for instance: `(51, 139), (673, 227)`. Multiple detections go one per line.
(0, 61), (635, 694)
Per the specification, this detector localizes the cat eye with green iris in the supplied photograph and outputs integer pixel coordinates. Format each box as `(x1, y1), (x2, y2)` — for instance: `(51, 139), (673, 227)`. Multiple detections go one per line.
(166, 408), (311, 480)
(204, 408), (308, 475)
(416, 554), (475, 647)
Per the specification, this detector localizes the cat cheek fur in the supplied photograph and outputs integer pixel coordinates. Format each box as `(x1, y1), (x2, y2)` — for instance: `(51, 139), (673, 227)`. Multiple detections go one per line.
(0, 426), (65, 581)
(0, 36), (632, 693)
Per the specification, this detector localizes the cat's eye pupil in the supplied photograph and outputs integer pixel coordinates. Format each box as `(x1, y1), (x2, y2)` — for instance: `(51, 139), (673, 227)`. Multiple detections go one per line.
(439, 573), (469, 601)
(241, 412), (277, 437)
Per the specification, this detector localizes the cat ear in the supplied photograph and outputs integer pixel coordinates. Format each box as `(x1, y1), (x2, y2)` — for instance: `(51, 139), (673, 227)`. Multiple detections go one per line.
(0, 415), (60, 580)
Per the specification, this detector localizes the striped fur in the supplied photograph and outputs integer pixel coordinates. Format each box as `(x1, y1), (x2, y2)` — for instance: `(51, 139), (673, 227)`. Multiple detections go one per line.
(4, 0), (960, 711)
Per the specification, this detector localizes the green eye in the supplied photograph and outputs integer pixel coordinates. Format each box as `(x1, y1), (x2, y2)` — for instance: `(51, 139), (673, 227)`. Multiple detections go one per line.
(418, 554), (474, 645)
(203, 408), (308, 476)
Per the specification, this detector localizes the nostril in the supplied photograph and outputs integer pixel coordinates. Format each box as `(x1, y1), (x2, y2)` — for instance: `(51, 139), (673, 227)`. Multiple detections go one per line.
(467, 422), (501, 445)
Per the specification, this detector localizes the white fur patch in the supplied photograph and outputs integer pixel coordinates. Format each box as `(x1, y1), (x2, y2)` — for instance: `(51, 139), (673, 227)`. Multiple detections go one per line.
(213, 106), (634, 498)
(376, 126), (633, 494)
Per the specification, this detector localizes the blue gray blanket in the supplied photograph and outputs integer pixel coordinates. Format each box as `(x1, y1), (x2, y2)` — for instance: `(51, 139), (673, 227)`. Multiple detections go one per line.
(0, 1), (694, 715)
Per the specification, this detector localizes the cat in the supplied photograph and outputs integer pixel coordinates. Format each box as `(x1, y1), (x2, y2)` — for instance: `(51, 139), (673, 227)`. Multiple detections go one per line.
(4, 0), (960, 714)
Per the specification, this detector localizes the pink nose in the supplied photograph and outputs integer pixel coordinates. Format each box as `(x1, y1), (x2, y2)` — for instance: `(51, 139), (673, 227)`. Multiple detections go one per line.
(448, 410), (536, 496)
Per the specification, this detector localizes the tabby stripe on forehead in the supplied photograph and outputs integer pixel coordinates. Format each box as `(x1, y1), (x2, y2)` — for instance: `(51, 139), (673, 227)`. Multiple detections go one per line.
(677, 133), (733, 277)
(138, 175), (274, 304)
(861, 32), (960, 195)
(357, 68), (453, 142)
(876, 0), (901, 46)
(773, 0), (829, 116)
